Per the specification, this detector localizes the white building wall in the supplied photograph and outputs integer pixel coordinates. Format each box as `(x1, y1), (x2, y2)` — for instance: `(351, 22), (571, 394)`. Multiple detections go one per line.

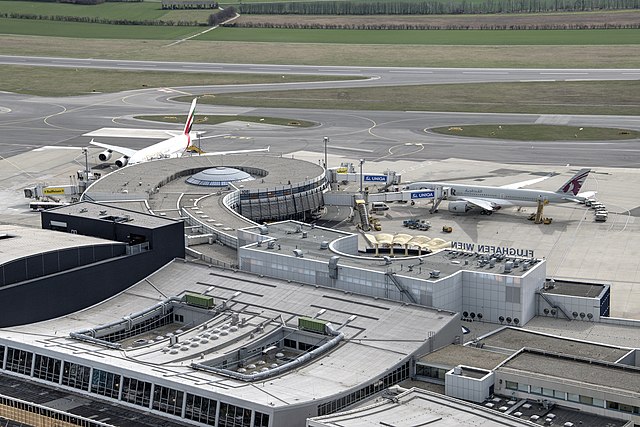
(239, 244), (549, 326)
(445, 367), (494, 403)
(537, 292), (601, 321)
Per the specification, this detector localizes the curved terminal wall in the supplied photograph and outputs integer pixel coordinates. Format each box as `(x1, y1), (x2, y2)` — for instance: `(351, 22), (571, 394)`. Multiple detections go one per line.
(236, 173), (326, 222)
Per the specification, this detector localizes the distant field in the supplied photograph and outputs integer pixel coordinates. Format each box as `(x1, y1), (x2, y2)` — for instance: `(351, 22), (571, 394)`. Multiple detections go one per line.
(1, 18), (639, 45)
(180, 81), (640, 116)
(430, 125), (640, 141)
(0, 1), (166, 19)
(0, 1), (215, 23)
(200, 27), (640, 45)
(234, 10), (640, 30)
(0, 18), (197, 39)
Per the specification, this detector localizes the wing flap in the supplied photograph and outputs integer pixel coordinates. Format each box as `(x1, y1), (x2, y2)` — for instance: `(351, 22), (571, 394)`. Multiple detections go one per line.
(500, 173), (556, 189)
(195, 147), (270, 157)
(461, 197), (495, 211)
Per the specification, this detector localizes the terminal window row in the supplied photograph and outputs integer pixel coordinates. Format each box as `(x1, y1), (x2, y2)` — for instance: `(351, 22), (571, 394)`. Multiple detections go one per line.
(317, 361), (410, 416)
(0, 345), (271, 427)
(505, 381), (640, 414)
(239, 180), (325, 201)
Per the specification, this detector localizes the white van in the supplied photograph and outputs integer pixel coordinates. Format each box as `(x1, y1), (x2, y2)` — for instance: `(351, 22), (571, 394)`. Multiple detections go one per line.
(371, 202), (389, 212)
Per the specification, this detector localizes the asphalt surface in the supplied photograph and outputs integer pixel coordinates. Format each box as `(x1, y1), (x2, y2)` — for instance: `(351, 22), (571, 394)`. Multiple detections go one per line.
(1, 58), (640, 319)
(0, 57), (639, 174)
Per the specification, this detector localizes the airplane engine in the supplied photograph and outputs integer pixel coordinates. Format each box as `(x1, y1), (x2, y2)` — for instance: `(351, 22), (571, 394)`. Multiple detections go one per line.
(115, 156), (129, 168)
(98, 150), (112, 162)
(448, 201), (472, 213)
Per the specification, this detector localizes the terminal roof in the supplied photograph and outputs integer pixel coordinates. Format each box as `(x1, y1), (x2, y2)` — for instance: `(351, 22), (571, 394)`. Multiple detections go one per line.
(542, 279), (606, 298)
(310, 387), (535, 427)
(418, 344), (509, 371)
(49, 201), (178, 229)
(499, 350), (640, 396)
(0, 224), (118, 267)
(245, 221), (540, 280)
(2, 260), (456, 409)
(476, 327), (629, 362)
(86, 154), (323, 198)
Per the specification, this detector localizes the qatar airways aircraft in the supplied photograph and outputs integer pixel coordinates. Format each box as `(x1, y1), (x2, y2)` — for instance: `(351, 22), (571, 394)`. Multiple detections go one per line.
(406, 168), (594, 214)
(90, 98), (268, 167)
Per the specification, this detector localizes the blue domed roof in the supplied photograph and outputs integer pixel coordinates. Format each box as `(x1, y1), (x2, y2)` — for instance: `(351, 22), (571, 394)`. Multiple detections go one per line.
(186, 167), (254, 187)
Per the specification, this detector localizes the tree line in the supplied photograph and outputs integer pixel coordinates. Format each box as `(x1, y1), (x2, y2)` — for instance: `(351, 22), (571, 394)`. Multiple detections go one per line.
(0, 12), (200, 25)
(208, 6), (236, 26)
(227, 21), (640, 29)
(2, 6), (237, 26)
(237, 0), (639, 14)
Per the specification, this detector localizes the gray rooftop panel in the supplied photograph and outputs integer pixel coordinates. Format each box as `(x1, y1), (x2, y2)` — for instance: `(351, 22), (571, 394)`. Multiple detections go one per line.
(478, 327), (629, 362)
(49, 201), (179, 229)
(499, 350), (640, 395)
(418, 344), (509, 370)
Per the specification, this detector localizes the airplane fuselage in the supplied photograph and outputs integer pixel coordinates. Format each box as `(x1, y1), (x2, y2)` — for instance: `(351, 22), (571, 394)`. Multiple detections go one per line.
(408, 182), (575, 208)
(128, 134), (189, 164)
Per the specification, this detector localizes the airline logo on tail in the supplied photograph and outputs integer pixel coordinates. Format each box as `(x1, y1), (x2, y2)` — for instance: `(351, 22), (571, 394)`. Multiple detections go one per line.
(183, 98), (197, 135)
(557, 169), (591, 196)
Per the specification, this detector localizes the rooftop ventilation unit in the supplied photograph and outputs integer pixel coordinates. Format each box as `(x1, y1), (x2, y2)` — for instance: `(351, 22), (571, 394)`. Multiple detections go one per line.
(267, 240), (275, 249)
(259, 226), (269, 235)
(302, 231), (308, 238)
(292, 249), (304, 258)
(430, 270), (441, 278)
(504, 261), (513, 273)
(383, 256), (392, 265)
(320, 241), (329, 250)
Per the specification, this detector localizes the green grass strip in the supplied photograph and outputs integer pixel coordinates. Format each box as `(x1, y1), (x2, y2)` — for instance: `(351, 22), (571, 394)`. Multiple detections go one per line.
(137, 114), (316, 127)
(430, 124), (640, 141)
(182, 80), (640, 116)
(0, 65), (361, 97)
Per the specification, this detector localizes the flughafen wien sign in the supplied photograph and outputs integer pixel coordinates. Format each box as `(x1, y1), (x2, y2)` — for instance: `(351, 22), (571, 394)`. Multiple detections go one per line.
(451, 241), (535, 258)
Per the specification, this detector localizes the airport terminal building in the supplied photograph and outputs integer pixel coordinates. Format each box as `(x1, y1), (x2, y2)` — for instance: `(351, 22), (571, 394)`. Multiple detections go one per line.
(0, 154), (635, 427)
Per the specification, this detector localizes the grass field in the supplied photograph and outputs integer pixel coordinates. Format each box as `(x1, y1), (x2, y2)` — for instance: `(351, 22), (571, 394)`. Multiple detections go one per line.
(430, 125), (640, 141)
(1, 18), (639, 45)
(201, 27), (640, 45)
(0, 66), (360, 96)
(0, 1), (166, 19)
(177, 81), (640, 116)
(137, 114), (316, 127)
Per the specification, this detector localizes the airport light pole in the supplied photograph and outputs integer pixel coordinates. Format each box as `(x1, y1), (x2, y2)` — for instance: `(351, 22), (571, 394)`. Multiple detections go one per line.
(359, 158), (365, 194)
(323, 136), (329, 169)
(82, 148), (89, 181)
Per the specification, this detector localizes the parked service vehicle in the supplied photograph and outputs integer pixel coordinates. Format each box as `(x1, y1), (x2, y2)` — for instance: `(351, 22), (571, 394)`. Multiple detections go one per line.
(371, 202), (390, 212)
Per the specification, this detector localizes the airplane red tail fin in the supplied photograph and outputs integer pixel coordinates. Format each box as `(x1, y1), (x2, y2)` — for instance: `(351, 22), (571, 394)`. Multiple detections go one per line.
(556, 168), (591, 196)
(183, 98), (197, 135)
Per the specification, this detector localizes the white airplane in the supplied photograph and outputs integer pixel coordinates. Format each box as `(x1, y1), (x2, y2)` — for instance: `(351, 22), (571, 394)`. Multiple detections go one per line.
(90, 98), (268, 167)
(406, 169), (594, 214)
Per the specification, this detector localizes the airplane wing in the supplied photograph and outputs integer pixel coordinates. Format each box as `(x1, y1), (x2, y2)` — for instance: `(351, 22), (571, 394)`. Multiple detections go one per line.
(194, 147), (270, 157)
(90, 139), (137, 158)
(500, 173), (556, 189)
(460, 197), (496, 211)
